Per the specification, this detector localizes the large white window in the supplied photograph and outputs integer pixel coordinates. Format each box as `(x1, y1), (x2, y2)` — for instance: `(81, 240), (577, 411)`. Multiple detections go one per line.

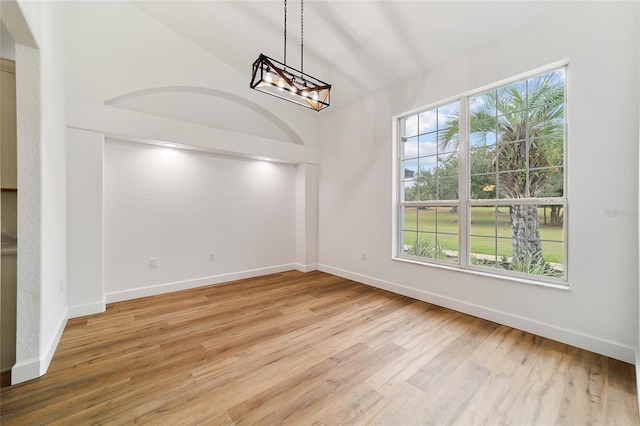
(395, 66), (567, 284)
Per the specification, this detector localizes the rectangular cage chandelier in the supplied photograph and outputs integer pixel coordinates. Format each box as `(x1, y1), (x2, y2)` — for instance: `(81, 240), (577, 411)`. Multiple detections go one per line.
(250, 0), (331, 112)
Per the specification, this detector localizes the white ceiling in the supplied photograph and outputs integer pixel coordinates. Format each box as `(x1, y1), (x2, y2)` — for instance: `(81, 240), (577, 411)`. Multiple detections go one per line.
(132, 1), (578, 110)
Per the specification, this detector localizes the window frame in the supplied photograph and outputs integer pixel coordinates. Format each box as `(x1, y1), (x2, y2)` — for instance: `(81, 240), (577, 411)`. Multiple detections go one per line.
(392, 62), (569, 287)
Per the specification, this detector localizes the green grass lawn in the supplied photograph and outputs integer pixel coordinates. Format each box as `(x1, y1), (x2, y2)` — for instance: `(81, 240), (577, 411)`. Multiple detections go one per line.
(403, 206), (564, 263)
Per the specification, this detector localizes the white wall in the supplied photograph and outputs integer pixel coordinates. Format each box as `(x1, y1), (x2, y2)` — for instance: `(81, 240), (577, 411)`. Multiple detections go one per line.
(318, 2), (640, 362)
(103, 140), (296, 301)
(295, 163), (319, 272)
(67, 128), (104, 317)
(2, 0), (68, 383)
(37, 0), (67, 374)
(64, 0), (318, 307)
(1, 22), (15, 59)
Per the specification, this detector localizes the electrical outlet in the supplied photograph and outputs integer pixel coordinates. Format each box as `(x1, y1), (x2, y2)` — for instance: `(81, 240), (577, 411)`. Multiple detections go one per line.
(362, 252), (368, 261)
(149, 258), (157, 268)
(209, 252), (216, 262)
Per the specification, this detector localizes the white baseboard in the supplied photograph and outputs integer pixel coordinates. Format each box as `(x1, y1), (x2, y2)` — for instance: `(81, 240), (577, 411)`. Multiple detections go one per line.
(106, 264), (299, 304)
(11, 357), (40, 385)
(318, 264), (636, 364)
(636, 351), (640, 417)
(294, 263), (318, 273)
(12, 308), (68, 385)
(68, 300), (106, 318)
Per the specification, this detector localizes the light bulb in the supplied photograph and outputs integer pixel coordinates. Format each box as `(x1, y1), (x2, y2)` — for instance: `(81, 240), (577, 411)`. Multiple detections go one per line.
(277, 78), (285, 91)
(301, 90), (308, 98)
(265, 72), (273, 83)
(312, 91), (319, 101)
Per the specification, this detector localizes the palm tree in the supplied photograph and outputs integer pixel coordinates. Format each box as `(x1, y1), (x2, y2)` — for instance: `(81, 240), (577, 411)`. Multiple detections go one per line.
(440, 70), (565, 272)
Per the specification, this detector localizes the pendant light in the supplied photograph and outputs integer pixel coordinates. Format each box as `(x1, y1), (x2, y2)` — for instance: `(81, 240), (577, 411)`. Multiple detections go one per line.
(250, 0), (331, 112)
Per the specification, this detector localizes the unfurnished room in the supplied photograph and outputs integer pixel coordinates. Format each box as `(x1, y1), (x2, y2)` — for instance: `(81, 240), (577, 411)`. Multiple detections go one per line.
(1, 1), (639, 424)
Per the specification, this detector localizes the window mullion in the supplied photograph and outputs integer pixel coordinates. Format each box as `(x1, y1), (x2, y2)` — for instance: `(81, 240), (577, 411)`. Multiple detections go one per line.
(458, 96), (470, 268)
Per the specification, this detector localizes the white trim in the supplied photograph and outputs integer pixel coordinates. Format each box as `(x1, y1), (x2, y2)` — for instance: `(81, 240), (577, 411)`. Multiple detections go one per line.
(105, 264), (298, 303)
(68, 301), (106, 319)
(318, 264), (635, 364)
(294, 263), (318, 273)
(41, 309), (68, 376)
(12, 309), (68, 385)
(636, 351), (640, 416)
(393, 59), (570, 122)
(11, 358), (40, 385)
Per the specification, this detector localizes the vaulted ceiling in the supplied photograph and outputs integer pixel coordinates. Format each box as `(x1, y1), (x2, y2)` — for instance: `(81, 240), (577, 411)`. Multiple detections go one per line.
(132, 1), (577, 110)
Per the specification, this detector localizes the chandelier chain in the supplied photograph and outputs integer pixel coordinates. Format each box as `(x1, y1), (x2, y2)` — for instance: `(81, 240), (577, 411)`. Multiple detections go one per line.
(283, 0), (287, 67)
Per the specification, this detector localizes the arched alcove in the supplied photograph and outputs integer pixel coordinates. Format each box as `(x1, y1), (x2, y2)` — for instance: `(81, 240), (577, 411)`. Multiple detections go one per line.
(105, 86), (305, 145)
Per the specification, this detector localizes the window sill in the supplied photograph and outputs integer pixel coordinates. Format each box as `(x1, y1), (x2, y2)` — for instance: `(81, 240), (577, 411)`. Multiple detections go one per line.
(392, 255), (570, 291)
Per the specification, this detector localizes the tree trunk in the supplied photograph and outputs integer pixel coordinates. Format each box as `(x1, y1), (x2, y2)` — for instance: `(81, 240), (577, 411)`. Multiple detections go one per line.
(510, 204), (543, 268)
(550, 205), (562, 226)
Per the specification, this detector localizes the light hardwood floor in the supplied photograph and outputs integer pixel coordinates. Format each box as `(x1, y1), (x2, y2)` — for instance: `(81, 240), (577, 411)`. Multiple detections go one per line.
(1, 271), (638, 425)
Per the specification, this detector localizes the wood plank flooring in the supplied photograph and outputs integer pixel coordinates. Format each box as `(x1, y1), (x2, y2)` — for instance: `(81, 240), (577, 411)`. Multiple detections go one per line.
(1, 270), (638, 425)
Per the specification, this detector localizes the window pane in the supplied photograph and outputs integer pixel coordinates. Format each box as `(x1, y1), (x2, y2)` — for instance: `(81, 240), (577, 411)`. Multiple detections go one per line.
(401, 231), (418, 255)
(527, 70), (565, 107)
(468, 203), (564, 278)
(437, 102), (459, 131)
(437, 152), (457, 175)
(470, 206), (497, 237)
(531, 137), (563, 167)
(497, 112), (527, 143)
(437, 102), (459, 156)
(509, 204), (564, 277)
(470, 235), (498, 268)
(418, 178), (437, 201)
(535, 167), (563, 197)
(402, 207), (418, 231)
(403, 206), (458, 264)
(403, 180), (417, 202)
(469, 117), (497, 147)
(419, 156), (438, 175)
(435, 206), (459, 261)
(419, 132), (438, 157)
(417, 207), (435, 233)
(437, 177), (458, 200)
(415, 156), (436, 201)
(418, 110), (437, 135)
(541, 241), (564, 275)
(528, 105), (564, 138)
(470, 173), (496, 199)
(497, 81), (526, 111)
(403, 136), (419, 160)
(413, 232), (438, 258)
(437, 152), (458, 199)
(470, 90), (497, 117)
(469, 146), (493, 174)
(402, 158), (419, 180)
(497, 170), (526, 198)
(495, 141), (526, 172)
(404, 115), (418, 138)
